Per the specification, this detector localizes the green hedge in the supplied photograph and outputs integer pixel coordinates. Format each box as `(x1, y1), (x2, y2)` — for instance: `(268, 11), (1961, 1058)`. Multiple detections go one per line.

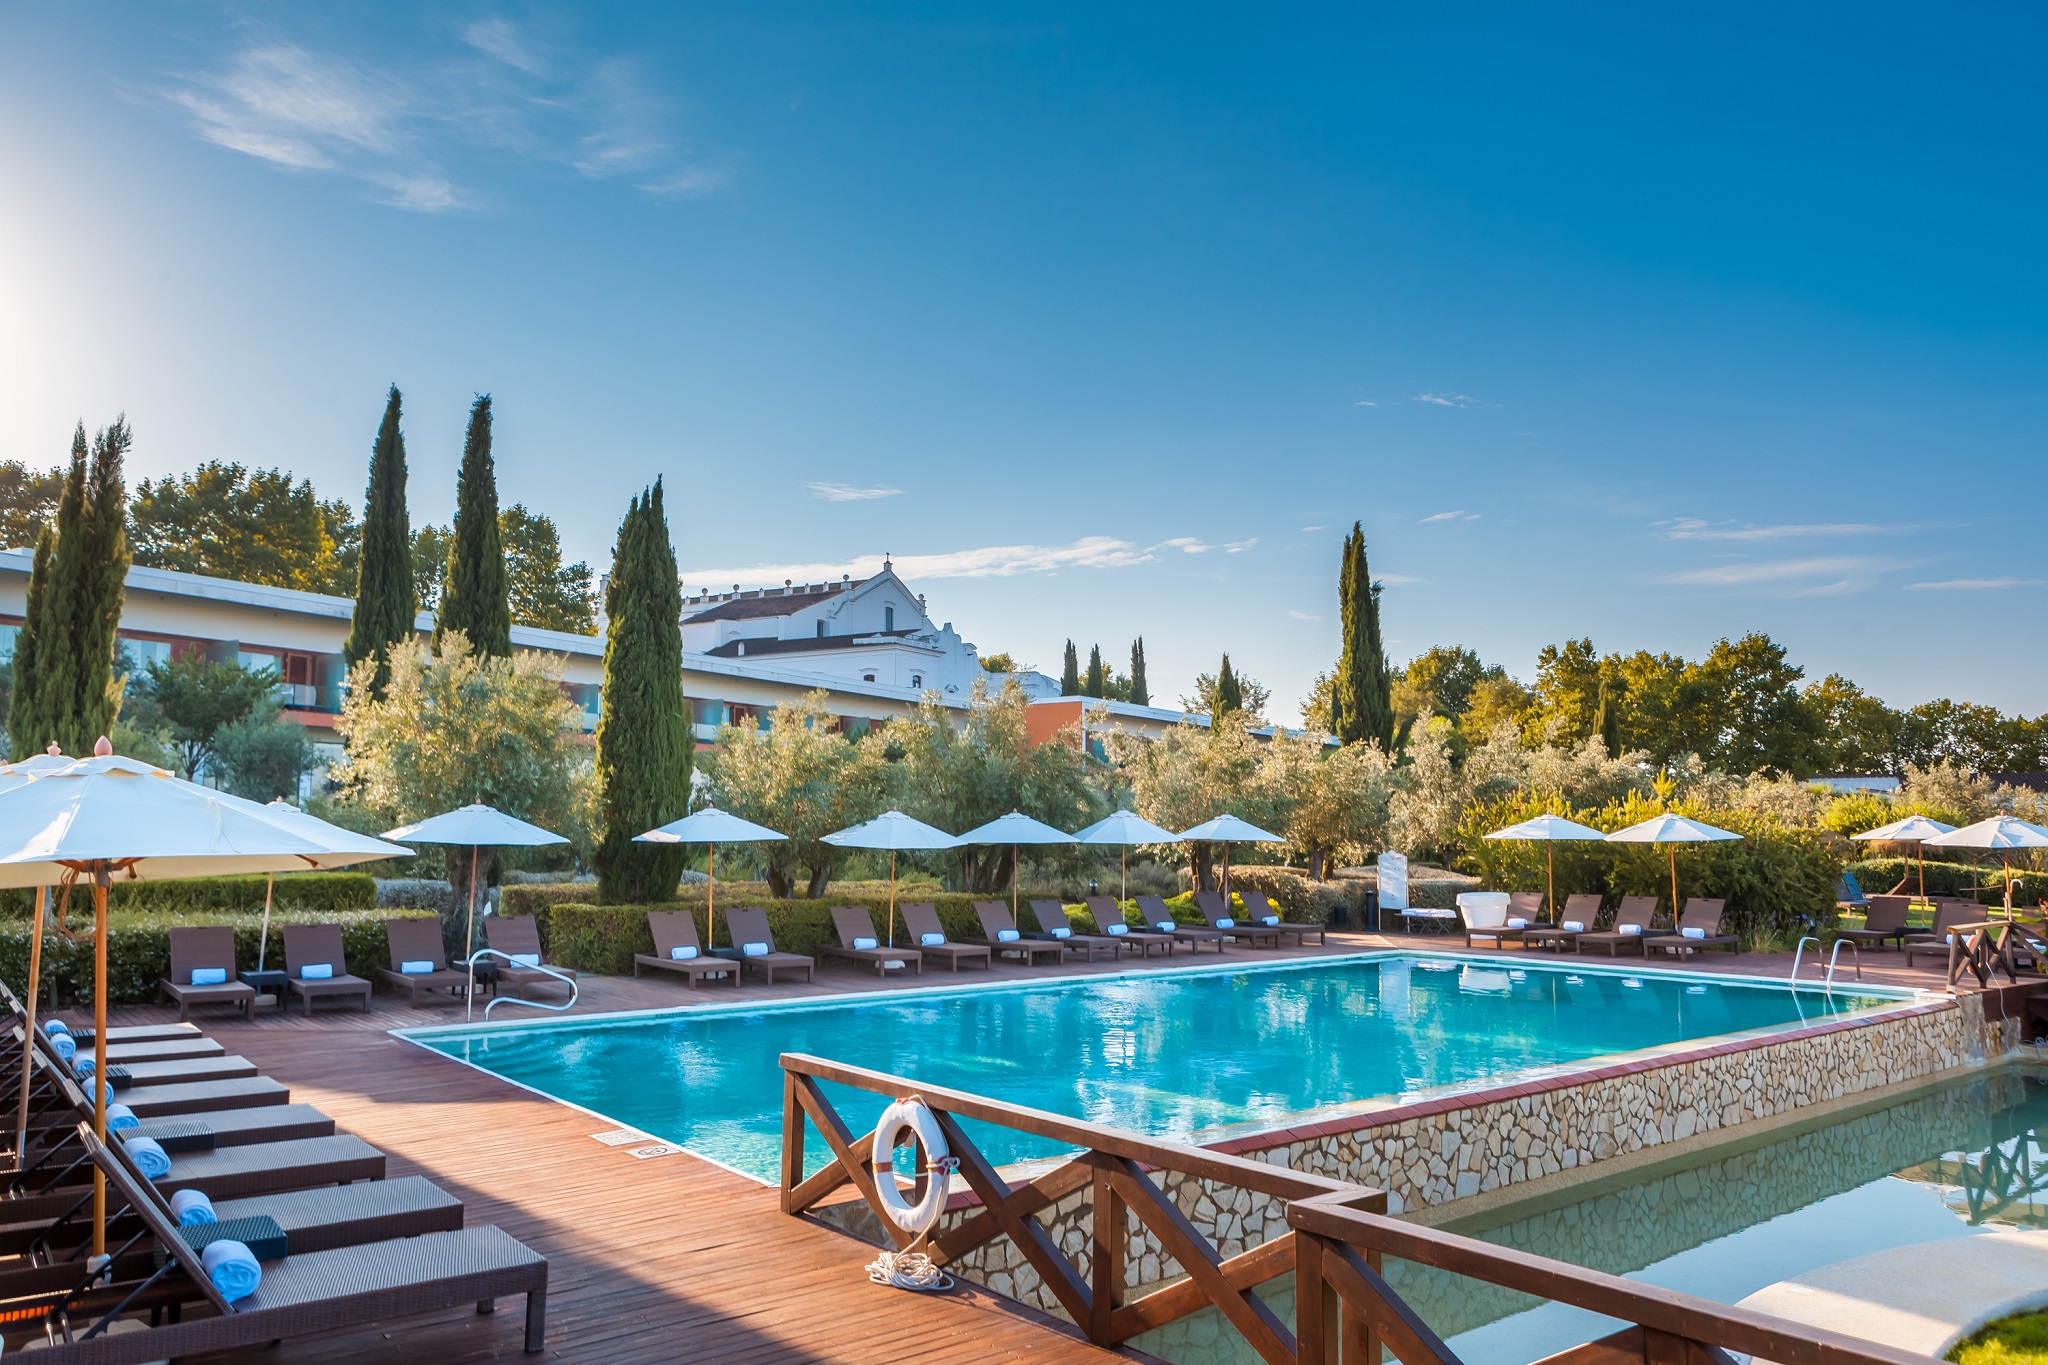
(0, 908), (435, 1007)
(1846, 858), (2048, 906)
(0, 872), (376, 920)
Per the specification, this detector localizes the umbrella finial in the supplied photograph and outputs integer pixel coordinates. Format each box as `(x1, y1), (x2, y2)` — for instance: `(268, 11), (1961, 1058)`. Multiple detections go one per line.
(92, 736), (112, 757)
(44, 743), (60, 757)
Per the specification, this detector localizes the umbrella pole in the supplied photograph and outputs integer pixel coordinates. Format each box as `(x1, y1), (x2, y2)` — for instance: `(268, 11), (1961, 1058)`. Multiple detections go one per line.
(464, 845), (478, 1024)
(888, 851), (897, 948)
(1011, 843), (1019, 922)
(1918, 840), (1926, 901)
(708, 842), (717, 950)
(1122, 847), (1129, 909)
(256, 872), (275, 974)
(92, 867), (109, 1259)
(16, 886), (46, 1159)
(1546, 844), (1556, 924)
(1668, 846), (1679, 926)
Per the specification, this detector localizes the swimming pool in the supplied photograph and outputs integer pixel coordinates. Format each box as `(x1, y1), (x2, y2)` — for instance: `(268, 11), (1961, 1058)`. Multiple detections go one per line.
(403, 953), (1909, 1182)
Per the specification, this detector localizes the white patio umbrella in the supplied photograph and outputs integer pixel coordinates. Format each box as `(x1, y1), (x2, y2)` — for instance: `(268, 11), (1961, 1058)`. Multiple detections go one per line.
(953, 811), (1077, 922)
(383, 805), (568, 1021)
(1605, 813), (1742, 921)
(635, 805), (787, 948)
(1177, 813), (1284, 900)
(229, 798), (412, 973)
(1851, 814), (1958, 901)
(0, 746), (338, 1255)
(821, 811), (957, 946)
(1923, 816), (2048, 912)
(1, 747), (84, 1159)
(1073, 809), (1181, 909)
(1483, 813), (1610, 922)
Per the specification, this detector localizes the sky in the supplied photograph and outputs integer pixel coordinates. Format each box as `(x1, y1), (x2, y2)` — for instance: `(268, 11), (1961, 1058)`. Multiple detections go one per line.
(2, 3), (2043, 723)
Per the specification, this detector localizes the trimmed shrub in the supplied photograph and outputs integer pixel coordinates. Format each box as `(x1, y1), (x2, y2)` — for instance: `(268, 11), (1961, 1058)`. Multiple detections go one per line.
(501, 882), (598, 920)
(1221, 866), (1359, 923)
(0, 872), (378, 920)
(0, 908), (434, 1007)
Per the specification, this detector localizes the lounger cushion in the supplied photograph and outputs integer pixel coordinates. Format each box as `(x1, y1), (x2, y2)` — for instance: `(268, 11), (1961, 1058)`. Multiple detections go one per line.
(300, 964), (333, 980)
(191, 968), (228, 986)
(670, 946), (697, 960)
(854, 937), (877, 950)
(742, 942), (769, 957)
(920, 932), (945, 946)
(399, 961), (434, 975)
(997, 929), (1019, 942)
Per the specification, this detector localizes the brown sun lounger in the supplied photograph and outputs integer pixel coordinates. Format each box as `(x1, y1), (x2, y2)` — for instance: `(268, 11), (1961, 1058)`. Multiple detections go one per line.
(97, 1035), (227, 1064)
(131, 1103), (335, 1149)
(1904, 901), (1984, 969)
(1026, 899), (1121, 960)
(721, 906), (815, 984)
(632, 911), (738, 988)
(1647, 899), (1737, 958)
(374, 918), (474, 1006)
(1238, 891), (1327, 946)
(282, 924), (374, 1016)
(484, 915), (571, 998)
(1573, 896), (1665, 957)
(103, 1076), (290, 1119)
(820, 906), (923, 975)
(1522, 894), (1607, 952)
(1134, 896), (1226, 953)
(970, 902), (1068, 965)
(1081, 900), (1174, 958)
(899, 904), (991, 971)
(1194, 891), (1282, 947)
(65, 1022), (204, 1045)
(1836, 895), (1913, 951)
(30, 1124), (548, 1358)
(111, 1055), (260, 1088)
(158, 926), (258, 1022)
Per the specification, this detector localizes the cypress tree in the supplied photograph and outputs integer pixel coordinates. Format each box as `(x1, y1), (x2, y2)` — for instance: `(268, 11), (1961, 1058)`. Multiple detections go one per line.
(1128, 638), (1149, 706)
(1083, 644), (1106, 698)
(1059, 640), (1080, 696)
(1215, 653), (1244, 718)
(595, 480), (691, 903)
(7, 526), (53, 760)
(1597, 676), (1623, 757)
(1330, 521), (1394, 749)
(344, 387), (415, 698)
(435, 395), (511, 657)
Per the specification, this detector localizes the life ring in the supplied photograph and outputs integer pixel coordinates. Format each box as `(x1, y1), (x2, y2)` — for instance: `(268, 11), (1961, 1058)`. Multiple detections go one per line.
(871, 1096), (950, 1234)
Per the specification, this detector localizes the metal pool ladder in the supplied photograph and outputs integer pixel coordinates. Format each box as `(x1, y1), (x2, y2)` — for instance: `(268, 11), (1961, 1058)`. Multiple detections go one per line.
(1789, 936), (1862, 989)
(464, 948), (580, 1022)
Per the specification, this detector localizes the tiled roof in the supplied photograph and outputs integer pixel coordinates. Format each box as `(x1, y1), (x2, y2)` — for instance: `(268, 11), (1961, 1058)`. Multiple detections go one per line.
(683, 582), (865, 622)
(703, 630), (925, 659)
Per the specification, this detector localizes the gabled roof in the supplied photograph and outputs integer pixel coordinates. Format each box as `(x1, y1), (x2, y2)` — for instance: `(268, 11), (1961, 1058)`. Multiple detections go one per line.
(685, 585), (853, 622)
(702, 630), (930, 659)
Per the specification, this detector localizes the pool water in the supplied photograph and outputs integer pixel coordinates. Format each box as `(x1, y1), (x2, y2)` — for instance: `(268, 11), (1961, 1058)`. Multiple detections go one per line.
(405, 953), (1900, 1181)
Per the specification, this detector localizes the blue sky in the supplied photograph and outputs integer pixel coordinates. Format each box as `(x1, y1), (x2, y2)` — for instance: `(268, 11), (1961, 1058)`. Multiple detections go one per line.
(2, 4), (2042, 722)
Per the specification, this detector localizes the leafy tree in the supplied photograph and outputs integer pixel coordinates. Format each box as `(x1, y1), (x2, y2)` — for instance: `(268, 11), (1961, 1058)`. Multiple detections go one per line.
(344, 387), (416, 699)
(1083, 644), (1106, 699)
(1215, 654), (1244, 717)
(137, 655), (280, 778)
(1803, 673), (1904, 773)
(977, 651), (1020, 674)
(410, 524), (450, 615)
(1897, 699), (2046, 773)
(1691, 633), (1822, 777)
(1328, 522), (1394, 749)
(1059, 640), (1080, 696)
(1184, 661), (1272, 721)
(1262, 729), (1398, 879)
(435, 396), (512, 657)
(335, 634), (586, 955)
(10, 419), (129, 760)
(1610, 649), (1689, 760)
(1301, 670), (1334, 732)
(1128, 638), (1149, 707)
(130, 462), (358, 594)
(0, 460), (64, 549)
(594, 481), (691, 903)
(1463, 673), (1534, 740)
(1527, 638), (1604, 745)
(1596, 677), (1622, 758)
(501, 504), (598, 633)
(213, 704), (312, 801)
(1112, 711), (1275, 890)
(702, 690), (893, 897)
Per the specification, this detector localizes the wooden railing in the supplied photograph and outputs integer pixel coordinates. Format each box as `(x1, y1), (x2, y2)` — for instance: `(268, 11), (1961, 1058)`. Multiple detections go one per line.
(780, 1054), (1936, 1365)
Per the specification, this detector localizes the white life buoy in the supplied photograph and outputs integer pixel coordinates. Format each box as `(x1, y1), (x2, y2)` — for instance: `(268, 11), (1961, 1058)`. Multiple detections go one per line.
(871, 1096), (950, 1234)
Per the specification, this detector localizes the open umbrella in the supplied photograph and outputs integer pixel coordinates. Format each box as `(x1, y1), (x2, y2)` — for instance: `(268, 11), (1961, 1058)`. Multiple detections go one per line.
(1851, 814), (1958, 901)
(0, 745), (337, 1256)
(953, 811), (1077, 922)
(221, 798), (413, 975)
(1483, 813), (1609, 923)
(1177, 813), (1284, 901)
(1, 747), (83, 1159)
(635, 805), (787, 948)
(1605, 813), (1742, 923)
(821, 811), (957, 946)
(1923, 816), (2048, 912)
(1073, 809), (1181, 911)
(383, 805), (568, 1022)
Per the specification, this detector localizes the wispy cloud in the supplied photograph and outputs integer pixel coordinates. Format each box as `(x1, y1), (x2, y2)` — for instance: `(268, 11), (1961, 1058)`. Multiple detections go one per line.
(1160, 537), (1212, 554)
(804, 482), (902, 502)
(682, 537), (1155, 587)
(1906, 577), (2045, 591)
(1660, 555), (1901, 596)
(160, 23), (726, 212)
(1658, 517), (1893, 541)
(1355, 400), (1378, 407)
(1413, 391), (1486, 408)
(1224, 538), (1257, 553)
(1378, 574), (1426, 586)
(1300, 525), (1326, 533)
(1287, 610), (1320, 621)
(1420, 510), (1465, 524)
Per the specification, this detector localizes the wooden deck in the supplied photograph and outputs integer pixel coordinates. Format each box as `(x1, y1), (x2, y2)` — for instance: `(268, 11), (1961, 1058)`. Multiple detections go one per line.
(62, 929), (1995, 1363)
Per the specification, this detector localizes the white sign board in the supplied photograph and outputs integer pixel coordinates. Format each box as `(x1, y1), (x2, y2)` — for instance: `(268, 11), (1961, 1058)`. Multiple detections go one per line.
(1377, 851), (1409, 912)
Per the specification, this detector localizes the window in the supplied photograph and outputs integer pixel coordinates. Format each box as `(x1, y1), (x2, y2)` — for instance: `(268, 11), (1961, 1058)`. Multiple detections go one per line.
(862, 673), (875, 683)
(816, 621), (826, 638)
(911, 674), (922, 688)
(884, 606), (894, 631)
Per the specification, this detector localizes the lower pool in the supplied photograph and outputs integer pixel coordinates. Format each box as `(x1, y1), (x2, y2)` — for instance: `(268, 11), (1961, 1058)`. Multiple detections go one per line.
(401, 952), (1903, 1182)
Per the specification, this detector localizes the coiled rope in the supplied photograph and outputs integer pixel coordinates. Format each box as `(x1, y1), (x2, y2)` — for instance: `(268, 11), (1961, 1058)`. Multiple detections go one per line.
(865, 1146), (959, 1293)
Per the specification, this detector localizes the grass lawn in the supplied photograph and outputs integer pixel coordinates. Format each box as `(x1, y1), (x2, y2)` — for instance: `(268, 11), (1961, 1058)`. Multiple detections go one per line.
(1953, 1310), (2048, 1364)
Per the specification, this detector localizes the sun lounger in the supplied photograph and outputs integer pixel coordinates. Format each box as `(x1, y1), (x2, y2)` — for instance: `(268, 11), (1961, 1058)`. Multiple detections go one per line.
(819, 906), (922, 975)
(721, 907), (815, 984)
(969, 901), (1068, 965)
(19, 1124), (548, 1358)
(1134, 896), (1227, 953)
(899, 904), (992, 971)
(158, 926), (258, 1022)
(1904, 901), (1983, 969)
(281, 924), (373, 1016)
(105, 1076), (290, 1119)
(1836, 894), (1913, 951)
(483, 915), (571, 998)
(1026, 899), (1121, 961)
(373, 918), (474, 1006)
(96, 1036), (227, 1064)
(110, 1055), (260, 1088)
(1238, 891), (1327, 946)
(1521, 894), (1604, 951)
(1647, 899), (1737, 958)
(1086, 899), (1178, 956)
(132, 1104), (334, 1149)
(632, 911), (738, 988)
(65, 1022), (203, 1045)
(1194, 891), (1282, 947)
(1571, 896), (1664, 957)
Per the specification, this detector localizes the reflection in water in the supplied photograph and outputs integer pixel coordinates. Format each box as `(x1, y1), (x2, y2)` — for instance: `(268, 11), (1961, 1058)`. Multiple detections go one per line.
(1137, 1070), (2048, 1365)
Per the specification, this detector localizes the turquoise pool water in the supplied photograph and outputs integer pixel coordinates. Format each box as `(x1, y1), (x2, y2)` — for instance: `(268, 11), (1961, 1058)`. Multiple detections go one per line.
(405, 953), (1903, 1182)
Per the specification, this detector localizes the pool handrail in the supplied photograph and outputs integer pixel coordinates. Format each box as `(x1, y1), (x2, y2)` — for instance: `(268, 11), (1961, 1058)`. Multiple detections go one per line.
(1789, 934), (1821, 983)
(464, 948), (579, 1023)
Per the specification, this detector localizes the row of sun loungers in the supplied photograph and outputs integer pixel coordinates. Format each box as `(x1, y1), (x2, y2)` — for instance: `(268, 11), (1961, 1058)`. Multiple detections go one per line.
(0, 982), (547, 1359)
(1457, 894), (1741, 957)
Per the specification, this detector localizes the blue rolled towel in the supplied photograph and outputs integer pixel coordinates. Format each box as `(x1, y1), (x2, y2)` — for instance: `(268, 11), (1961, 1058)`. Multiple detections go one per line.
(125, 1134), (173, 1180)
(73, 1055), (95, 1078)
(170, 1188), (217, 1227)
(105, 1103), (139, 1132)
(44, 1019), (69, 1036)
(201, 1238), (261, 1303)
(50, 1032), (76, 1062)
